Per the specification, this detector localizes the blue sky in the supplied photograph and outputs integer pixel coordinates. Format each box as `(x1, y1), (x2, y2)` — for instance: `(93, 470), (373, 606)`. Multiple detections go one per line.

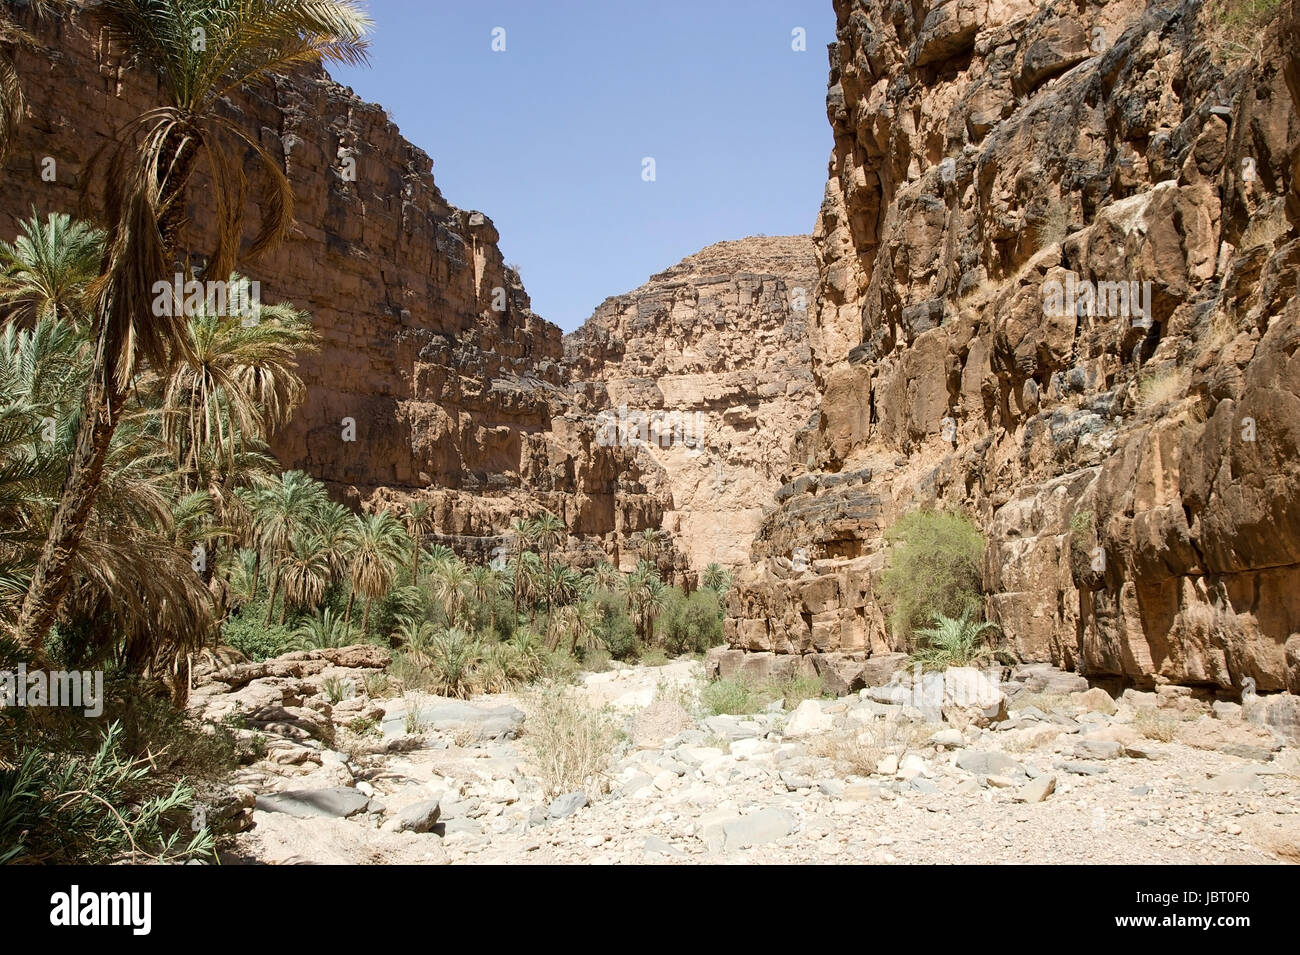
(330, 0), (835, 332)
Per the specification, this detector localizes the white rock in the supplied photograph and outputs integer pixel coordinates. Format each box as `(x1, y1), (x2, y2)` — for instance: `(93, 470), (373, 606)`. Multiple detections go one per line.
(783, 699), (835, 738)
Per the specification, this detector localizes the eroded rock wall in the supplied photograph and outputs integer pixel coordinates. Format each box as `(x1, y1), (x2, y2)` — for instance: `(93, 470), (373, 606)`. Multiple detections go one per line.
(729, 0), (1300, 694)
(566, 237), (819, 570)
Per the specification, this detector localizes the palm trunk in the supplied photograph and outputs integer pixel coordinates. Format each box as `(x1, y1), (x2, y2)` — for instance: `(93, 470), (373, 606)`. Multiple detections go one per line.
(362, 595), (372, 634)
(265, 575), (280, 625)
(344, 590), (356, 629)
(249, 549), (262, 604)
(12, 337), (126, 653)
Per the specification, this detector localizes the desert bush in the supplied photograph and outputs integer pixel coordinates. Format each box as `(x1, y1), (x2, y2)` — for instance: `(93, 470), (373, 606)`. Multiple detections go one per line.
(322, 675), (352, 703)
(1206, 0), (1284, 62)
(522, 686), (620, 796)
(659, 587), (724, 655)
(880, 509), (985, 642)
(809, 720), (933, 777)
(1137, 367), (1190, 413)
(1239, 201), (1291, 251)
(538, 647), (581, 684)
(386, 651), (431, 692)
(402, 692), (429, 735)
(579, 646), (613, 671)
(222, 602), (296, 661)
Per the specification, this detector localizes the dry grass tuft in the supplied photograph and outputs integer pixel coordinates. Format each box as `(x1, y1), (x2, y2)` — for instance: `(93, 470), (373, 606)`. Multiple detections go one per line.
(1137, 367), (1191, 413)
(1133, 707), (1178, 742)
(521, 685), (621, 796)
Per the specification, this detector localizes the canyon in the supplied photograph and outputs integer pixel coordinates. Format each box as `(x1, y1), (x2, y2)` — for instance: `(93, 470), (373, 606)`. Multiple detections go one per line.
(4, 0), (1300, 698)
(0, 7), (817, 581)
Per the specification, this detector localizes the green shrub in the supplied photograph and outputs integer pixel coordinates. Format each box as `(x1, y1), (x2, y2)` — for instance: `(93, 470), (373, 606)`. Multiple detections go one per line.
(879, 509), (985, 643)
(700, 671), (829, 716)
(701, 677), (759, 715)
(774, 673), (829, 708)
(221, 602), (296, 661)
(591, 589), (638, 660)
(659, 588), (724, 655)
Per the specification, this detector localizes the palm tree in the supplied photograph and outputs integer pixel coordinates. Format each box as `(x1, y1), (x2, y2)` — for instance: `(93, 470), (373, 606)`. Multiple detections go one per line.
(246, 470), (327, 620)
(0, 212), (103, 327)
(558, 600), (601, 655)
(155, 289), (317, 492)
(277, 530), (331, 620)
(294, 607), (358, 650)
(508, 516), (535, 620)
(514, 550), (543, 629)
(421, 542), (455, 572)
(403, 499), (431, 577)
(543, 563), (582, 649)
(391, 614), (435, 653)
(0, 319), (213, 676)
(427, 556), (471, 626)
(11, 0), (372, 654)
(530, 510), (565, 628)
(0, 2), (69, 162)
(218, 547), (260, 613)
(642, 577), (670, 647)
(588, 560), (622, 595)
(0, 318), (87, 614)
(907, 610), (1002, 671)
(314, 501), (356, 585)
(346, 509), (407, 633)
(701, 562), (732, 595)
(624, 560), (664, 645)
(467, 563), (502, 632)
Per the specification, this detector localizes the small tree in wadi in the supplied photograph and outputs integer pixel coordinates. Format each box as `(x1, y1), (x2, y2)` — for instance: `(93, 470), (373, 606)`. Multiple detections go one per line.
(880, 509), (985, 644)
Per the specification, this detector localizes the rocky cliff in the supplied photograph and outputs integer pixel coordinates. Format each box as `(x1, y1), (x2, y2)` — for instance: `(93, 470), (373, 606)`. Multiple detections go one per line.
(566, 237), (818, 569)
(727, 0), (1300, 695)
(1, 7), (815, 577)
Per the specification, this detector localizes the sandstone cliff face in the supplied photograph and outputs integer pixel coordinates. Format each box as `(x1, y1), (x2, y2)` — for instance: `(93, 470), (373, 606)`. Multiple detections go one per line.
(566, 237), (818, 570)
(729, 0), (1300, 694)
